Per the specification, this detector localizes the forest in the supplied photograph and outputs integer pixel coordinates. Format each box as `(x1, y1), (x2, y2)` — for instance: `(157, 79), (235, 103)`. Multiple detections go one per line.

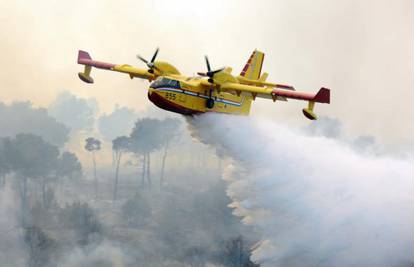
(0, 91), (260, 267)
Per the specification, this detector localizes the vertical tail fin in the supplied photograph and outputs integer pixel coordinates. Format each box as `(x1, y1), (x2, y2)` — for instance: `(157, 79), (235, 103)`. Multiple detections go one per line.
(240, 50), (265, 80)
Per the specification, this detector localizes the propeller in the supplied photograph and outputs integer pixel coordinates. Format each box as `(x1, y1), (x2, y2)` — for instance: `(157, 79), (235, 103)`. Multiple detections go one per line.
(137, 47), (160, 73)
(197, 56), (225, 83)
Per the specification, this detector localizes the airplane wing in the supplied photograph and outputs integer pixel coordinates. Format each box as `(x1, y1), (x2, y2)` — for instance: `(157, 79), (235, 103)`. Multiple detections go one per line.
(219, 82), (330, 120)
(219, 82), (330, 104)
(77, 50), (155, 83)
(237, 75), (296, 91)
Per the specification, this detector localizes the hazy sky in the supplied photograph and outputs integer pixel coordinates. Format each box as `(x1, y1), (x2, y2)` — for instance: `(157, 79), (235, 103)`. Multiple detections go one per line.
(1, 0), (413, 145)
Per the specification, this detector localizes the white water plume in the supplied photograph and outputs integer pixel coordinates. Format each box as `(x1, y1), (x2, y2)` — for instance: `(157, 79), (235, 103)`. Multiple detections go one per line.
(188, 114), (414, 267)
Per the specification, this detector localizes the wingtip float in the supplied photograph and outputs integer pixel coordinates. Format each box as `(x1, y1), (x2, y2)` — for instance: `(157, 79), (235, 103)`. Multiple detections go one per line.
(77, 49), (330, 120)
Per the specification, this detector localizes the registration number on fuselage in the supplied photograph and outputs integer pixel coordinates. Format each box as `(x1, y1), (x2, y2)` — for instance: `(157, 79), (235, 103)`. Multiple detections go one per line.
(165, 92), (177, 101)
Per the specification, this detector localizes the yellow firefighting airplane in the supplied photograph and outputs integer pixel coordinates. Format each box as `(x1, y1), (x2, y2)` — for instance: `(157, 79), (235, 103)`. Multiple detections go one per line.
(77, 48), (330, 120)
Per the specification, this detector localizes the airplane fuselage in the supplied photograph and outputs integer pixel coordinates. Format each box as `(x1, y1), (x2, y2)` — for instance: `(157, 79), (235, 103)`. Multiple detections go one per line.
(147, 76), (253, 116)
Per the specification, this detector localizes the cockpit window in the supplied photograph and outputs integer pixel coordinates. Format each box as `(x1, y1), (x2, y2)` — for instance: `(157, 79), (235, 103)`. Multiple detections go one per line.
(150, 78), (180, 89)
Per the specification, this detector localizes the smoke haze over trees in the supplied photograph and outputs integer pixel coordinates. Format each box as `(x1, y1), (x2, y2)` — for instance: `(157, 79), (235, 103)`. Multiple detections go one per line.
(2, 95), (412, 267)
(98, 105), (138, 141)
(0, 102), (69, 147)
(48, 91), (99, 133)
(0, 99), (259, 267)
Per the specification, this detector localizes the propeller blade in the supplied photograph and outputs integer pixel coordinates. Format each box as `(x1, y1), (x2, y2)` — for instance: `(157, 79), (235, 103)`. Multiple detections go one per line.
(205, 56), (211, 72)
(137, 48), (161, 73)
(210, 67), (225, 75)
(148, 63), (161, 74)
(199, 55), (225, 82)
(197, 72), (208, 77)
(151, 47), (159, 63)
(137, 55), (148, 64)
(151, 64), (160, 71)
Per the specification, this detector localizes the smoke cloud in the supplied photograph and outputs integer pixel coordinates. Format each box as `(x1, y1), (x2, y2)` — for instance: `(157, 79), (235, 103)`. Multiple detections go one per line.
(58, 242), (125, 267)
(188, 114), (414, 267)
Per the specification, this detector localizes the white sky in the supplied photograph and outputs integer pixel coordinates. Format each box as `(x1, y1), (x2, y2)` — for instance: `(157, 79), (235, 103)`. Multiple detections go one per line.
(0, 0), (413, 145)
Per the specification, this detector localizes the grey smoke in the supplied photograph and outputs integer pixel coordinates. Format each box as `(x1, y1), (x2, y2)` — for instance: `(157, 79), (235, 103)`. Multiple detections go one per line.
(0, 103), (259, 266)
(98, 105), (138, 141)
(0, 184), (25, 267)
(0, 102), (69, 147)
(48, 91), (99, 132)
